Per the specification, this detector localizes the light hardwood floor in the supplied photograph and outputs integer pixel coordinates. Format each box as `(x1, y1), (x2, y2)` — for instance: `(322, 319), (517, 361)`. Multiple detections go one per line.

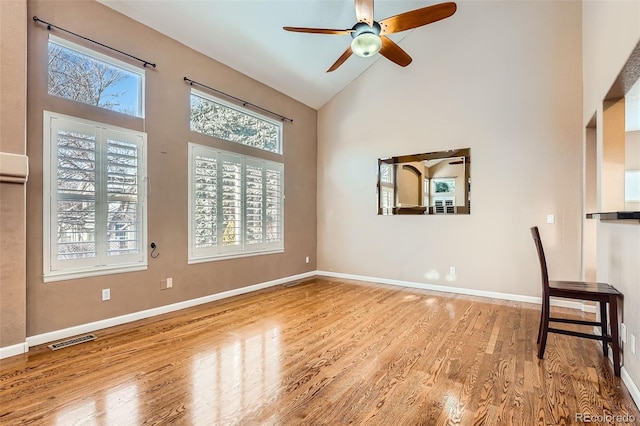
(1, 277), (638, 425)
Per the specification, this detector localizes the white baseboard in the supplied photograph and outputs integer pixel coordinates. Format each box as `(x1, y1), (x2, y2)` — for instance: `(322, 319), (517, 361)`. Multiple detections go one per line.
(0, 342), (29, 359)
(317, 270), (592, 312)
(26, 271), (316, 348)
(622, 367), (640, 409)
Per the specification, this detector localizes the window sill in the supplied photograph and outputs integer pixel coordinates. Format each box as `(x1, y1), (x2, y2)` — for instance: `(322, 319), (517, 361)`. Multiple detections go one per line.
(188, 249), (284, 265)
(44, 263), (148, 283)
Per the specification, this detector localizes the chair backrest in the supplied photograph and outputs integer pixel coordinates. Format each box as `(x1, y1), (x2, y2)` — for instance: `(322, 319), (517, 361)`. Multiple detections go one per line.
(530, 226), (550, 293)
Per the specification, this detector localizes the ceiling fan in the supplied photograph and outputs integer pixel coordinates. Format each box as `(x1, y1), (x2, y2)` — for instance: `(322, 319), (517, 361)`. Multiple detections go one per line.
(283, 0), (457, 72)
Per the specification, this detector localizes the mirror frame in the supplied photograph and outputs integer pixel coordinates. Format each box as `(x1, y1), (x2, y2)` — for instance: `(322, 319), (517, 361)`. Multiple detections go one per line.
(377, 148), (471, 215)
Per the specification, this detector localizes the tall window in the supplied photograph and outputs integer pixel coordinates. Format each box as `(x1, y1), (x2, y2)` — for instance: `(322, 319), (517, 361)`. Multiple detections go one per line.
(188, 143), (284, 263)
(47, 35), (145, 118)
(43, 111), (147, 282)
(189, 89), (283, 154)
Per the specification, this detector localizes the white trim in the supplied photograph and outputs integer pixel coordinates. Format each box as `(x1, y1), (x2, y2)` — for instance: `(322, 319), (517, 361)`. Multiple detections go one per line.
(317, 270), (594, 312)
(622, 367), (640, 409)
(26, 271), (315, 347)
(43, 264), (148, 283)
(602, 345), (640, 409)
(0, 342), (29, 359)
(188, 248), (284, 265)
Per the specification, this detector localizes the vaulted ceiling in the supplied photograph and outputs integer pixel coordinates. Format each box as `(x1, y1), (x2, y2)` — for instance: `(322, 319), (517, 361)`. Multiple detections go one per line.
(98, 0), (443, 109)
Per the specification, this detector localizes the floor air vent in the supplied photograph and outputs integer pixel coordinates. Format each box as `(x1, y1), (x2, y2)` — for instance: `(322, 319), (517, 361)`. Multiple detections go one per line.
(48, 334), (97, 351)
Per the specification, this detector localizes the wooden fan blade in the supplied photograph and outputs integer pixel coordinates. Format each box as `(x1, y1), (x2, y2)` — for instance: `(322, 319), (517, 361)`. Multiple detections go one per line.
(379, 36), (412, 67)
(283, 26), (353, 35)
(355, 0), (374, 26)
(379, 2), (457, 35)
(327, 46), (353, 72)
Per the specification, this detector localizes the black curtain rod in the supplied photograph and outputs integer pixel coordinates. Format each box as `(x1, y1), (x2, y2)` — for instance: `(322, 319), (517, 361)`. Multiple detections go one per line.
(33, 16), (156, 68)
(184, 77), (293, 123)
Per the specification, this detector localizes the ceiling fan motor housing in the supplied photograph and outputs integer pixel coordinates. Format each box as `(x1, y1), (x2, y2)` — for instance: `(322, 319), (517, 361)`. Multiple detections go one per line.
(350, 21), (382, 57)
(351, 21), (381, 39)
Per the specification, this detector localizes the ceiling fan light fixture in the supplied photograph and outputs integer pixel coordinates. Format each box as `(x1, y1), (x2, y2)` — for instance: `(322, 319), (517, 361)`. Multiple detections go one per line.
(351, 33), (381, 57)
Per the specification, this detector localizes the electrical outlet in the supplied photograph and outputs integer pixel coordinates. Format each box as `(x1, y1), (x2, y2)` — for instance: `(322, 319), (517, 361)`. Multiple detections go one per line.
(305, 256), (309, 264)
(167, 278), (173, 288)
(632, 334), (637, 355)
(621, 323), (627, 343)
(101, 288), (110, 301)
(546, 214), (555, 224)
(449, 266), (456, 275)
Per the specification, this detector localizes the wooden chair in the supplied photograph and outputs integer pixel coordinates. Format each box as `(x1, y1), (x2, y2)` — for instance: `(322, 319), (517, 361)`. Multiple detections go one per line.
(530, 226), (622, 376)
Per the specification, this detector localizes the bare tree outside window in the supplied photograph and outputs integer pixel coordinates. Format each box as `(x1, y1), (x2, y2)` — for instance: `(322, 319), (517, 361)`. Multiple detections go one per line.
(47, 39), (142, 117)
(190, 93), (281, 154)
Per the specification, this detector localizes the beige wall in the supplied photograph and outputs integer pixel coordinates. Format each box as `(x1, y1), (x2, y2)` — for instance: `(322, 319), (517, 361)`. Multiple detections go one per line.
(626, 130), (640, 211)
(318, 1), (583, 295)
(582, 0), (640, 389)
(0, 0), (28, 350)
(397, 162), (422, 206)
(24, 0), (317, 336)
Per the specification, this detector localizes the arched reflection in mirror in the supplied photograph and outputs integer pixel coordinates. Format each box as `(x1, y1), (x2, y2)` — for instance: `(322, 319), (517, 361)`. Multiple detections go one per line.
(377, 148), (470, 215)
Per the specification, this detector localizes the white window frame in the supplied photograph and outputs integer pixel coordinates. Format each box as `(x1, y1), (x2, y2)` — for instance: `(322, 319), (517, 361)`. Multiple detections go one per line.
(188, 143), (284, 263)
(43, 111), (147, 282)
(434, 197), (456, 214)
(190, 89), (283, 154)
(48, 35), (146, 118)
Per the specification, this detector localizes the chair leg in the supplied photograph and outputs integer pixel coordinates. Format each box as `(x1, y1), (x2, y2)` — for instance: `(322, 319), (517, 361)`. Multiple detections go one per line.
(608, 296), (621, 377)
(537, 303), (544, 344)
(600, 301), (608, 357)
(537, 300), (550, 359)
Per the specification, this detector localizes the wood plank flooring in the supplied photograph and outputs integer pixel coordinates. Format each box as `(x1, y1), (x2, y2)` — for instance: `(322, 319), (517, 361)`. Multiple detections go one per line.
(1, 277), (638, 425)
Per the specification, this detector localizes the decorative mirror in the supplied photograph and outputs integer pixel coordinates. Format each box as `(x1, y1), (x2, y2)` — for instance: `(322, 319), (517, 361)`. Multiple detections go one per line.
(377, 148), (470, 215)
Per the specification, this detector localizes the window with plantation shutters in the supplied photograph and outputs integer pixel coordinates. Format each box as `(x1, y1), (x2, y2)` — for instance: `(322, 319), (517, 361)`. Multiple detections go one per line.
(434, 197), (455, 214)
(43, 111), (147, 282)
(188, 143), (284, 263)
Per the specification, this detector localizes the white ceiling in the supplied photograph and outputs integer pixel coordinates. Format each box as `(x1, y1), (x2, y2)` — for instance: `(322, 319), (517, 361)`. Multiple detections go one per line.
(98, 0), (441, 109)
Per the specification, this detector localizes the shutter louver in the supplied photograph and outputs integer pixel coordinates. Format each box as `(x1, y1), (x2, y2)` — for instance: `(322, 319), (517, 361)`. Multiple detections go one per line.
(265, 167), (282, 244)
(245, 163), (263, 245)
(221, 156), (242, 247)
(56, 129), (97, 260)
(194, 154), (218, 248)
(106, 138), (140, 256)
